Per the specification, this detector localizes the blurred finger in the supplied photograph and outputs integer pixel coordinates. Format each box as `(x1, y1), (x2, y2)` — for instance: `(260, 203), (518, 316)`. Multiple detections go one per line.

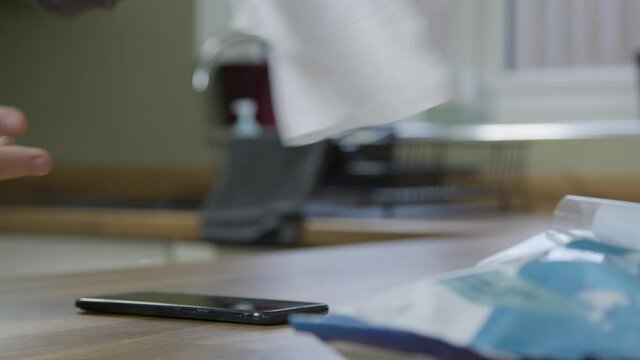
(0, 146), (52, 180)
(0, 137), (16, 146)
(0, 106), (28, 137)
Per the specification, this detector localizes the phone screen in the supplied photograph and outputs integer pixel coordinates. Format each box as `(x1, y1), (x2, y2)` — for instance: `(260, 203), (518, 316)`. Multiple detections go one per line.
(93, 292), (315, 312)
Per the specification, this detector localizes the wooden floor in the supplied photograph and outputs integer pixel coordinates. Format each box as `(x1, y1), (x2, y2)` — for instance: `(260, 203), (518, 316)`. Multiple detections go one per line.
(0, 206), (550, 247)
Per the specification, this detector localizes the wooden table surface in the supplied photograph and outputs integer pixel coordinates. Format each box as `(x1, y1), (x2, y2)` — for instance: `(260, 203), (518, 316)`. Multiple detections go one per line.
(0, 206), (549, 246)
(0, 234), (544, 360)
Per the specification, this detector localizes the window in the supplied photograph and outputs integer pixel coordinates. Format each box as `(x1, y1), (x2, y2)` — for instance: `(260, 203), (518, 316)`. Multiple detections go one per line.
(508, 0), (640, 69)
(431, 0), (639, 128)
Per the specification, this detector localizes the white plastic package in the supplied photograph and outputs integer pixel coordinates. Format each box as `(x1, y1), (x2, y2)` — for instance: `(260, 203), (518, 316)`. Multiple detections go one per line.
(292, 196), (640, 360)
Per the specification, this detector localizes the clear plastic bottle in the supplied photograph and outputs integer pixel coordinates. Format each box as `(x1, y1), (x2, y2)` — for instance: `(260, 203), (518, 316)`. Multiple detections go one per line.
(549, 195), (640, 249)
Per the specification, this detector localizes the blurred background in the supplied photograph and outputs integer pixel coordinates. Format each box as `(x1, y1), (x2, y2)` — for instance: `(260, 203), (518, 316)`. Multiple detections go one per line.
(0, 0), (639, 278)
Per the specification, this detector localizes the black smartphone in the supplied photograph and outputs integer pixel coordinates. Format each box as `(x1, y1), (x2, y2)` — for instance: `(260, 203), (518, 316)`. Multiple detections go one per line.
(76, 292), (329, 325)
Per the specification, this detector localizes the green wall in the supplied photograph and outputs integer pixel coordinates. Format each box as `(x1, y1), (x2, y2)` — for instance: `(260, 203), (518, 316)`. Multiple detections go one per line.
(0, 0), (217, 168)
(529, 137), (640, 175)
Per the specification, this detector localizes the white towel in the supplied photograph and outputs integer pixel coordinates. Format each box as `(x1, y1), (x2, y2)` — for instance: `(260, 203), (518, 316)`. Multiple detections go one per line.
(230, 0), (450, 146)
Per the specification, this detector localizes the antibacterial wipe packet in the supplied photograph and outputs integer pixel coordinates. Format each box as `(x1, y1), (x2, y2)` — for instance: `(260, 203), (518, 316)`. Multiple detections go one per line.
(291, 196), (640, 360)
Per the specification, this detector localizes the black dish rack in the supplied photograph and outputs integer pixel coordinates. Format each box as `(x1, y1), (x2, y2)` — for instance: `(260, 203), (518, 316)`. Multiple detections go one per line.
(315, 134), (529, 214)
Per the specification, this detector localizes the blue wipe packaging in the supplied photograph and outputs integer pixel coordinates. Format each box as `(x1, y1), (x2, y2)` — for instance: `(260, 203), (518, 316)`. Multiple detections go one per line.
(291, 196), (640, 360)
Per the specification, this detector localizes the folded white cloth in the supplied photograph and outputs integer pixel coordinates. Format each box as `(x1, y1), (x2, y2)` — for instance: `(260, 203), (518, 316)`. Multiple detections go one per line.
(230, 0), (450, 146)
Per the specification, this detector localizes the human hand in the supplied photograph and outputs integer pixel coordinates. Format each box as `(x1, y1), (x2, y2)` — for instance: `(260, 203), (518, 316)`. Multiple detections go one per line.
(0, 106), (52, 181)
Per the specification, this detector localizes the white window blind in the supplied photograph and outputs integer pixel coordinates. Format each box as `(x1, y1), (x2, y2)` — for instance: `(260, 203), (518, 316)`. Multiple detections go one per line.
(509, 0), (640, 69)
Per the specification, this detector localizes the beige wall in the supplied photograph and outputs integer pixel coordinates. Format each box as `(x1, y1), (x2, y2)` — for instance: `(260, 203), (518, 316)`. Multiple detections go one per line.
(0, 0), (218, 168)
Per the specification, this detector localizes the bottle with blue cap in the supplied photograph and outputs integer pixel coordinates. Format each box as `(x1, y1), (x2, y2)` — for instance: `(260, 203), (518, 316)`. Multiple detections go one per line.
(231, 98), (262, 138)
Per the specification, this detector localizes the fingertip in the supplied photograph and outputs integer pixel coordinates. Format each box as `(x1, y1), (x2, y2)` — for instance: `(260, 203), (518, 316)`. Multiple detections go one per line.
(0, 145), (51, 180)
(0, 107), (28, 136)
(29, 152), (53, 176)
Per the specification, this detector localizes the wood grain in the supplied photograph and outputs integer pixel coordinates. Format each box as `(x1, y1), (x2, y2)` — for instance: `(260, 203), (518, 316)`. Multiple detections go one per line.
(525, 173), (640, 212)
(0, 206), (200, 240)
(0, 238), (532, 360)
(0, 166), (214, 203)
(0, 206), (549, 246)
(1, 166), (639, 212)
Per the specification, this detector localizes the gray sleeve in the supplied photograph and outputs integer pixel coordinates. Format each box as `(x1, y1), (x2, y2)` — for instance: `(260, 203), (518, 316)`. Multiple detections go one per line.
(28, 0), (119, 15)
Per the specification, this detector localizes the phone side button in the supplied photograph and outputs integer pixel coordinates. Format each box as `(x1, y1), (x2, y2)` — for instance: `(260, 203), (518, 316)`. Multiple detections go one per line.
(242, 312), (262, 319)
